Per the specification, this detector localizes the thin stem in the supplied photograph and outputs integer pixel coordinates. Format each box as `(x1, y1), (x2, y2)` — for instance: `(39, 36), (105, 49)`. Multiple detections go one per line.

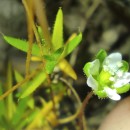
(58, 78), (82, 124)
(0, 64), (44, 100)
(80, 91), (93, 114)
(78, 91), (93, 130)
(85, 0), (101, 20)
(47, 74), (57, 114)
(22, 0), (34, 77)
(33, 0), (52, 50)
(22, 0), (44, 57)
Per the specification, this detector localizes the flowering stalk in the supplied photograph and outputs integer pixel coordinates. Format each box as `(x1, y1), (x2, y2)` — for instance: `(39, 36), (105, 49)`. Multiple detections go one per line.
(83, 49), (130, 100)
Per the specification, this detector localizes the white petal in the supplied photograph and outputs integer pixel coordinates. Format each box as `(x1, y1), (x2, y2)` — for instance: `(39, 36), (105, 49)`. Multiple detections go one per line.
(105, 53), (122, 64)
(103, 53), (122, 73)
(114, 72), (130, 88)
(104, 87), (121, 100)
(87, 75), (98, 90)
(89, 59), (100, 75)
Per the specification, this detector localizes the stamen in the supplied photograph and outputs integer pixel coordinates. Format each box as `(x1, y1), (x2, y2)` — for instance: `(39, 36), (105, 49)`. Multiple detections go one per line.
(109, 77), (115, 81)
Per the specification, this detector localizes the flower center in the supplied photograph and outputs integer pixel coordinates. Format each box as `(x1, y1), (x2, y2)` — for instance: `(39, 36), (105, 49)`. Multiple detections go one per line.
(98, 70), (112, 87)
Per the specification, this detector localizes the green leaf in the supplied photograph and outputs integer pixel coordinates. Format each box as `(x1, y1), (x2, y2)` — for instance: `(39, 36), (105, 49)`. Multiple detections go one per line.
(121, 60), (129, 72)
(83, 62), (91, 77)
(3, 36), (40, 56)
(17, 109), (38, 129)
(52, 8), (63, 51)
(11, 97), (29, 126)
(96, 49), (107, 63)
(20, 69), (46, 99)
(116, 84), (130, 94)
(0, 84), (5, 117)
(14, 70), (28, 97)
(44, 48), (64, 73)
(95, 90), (107, 98)
(60, 33), (82, 59)
(0, 116), (13, 130)
(14, 70), (24, 82)
(6, 63), (14, 119)
(45, 61), (57, 74)
(37, 26), (45, 44)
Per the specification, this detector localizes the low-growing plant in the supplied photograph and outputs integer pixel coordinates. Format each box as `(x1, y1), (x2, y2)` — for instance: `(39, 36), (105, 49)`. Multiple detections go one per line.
(0, 0), (83, 129)
(1, 0), (130, 130)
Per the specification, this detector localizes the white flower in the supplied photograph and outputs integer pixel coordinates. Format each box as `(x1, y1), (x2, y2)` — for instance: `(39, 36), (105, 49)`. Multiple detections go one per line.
(89, 59), (100, 75)
(86, 52), (130, 101)
(103, 53), (122, 74)
(114, 72), (130, 88)
(104, 87), (121, 100)
(87, 75), (121, 100)
(87, 75), (98, 90)
(103, 53), (130, 88)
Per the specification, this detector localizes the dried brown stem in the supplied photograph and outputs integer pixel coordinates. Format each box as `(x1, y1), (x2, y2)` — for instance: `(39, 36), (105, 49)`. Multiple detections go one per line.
(0, 64), (44, 100)
(22, 0), (34, 77)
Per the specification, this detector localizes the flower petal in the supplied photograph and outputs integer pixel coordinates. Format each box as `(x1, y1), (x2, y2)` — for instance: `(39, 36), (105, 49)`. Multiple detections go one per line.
(104, 87), (121, 100)
(104, 53), (122, 65)
(87, 75), (98, 90)
(103, 53), (122, 73)
(114, 72), (130, 88)
(89, 59), (100, 75)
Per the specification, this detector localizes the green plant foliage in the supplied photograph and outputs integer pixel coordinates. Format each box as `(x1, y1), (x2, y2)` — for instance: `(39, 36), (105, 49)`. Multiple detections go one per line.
(3, 36), (40, 56)
(60, 33), (82, 59)
(14, 70), (28, 97)
(6, 63), (14, 120)
(121, 60), (129, 72)
(83, 62), (92, 77)
(11, 97), (29, 126)
(0, 85), (5, 117)
(44, 47), (64, 73)
(52, 8), (63, 51)
(116, 84), (130, 94)
(0, 5), (82, 130)
(3, 8), (82, 99)
(14, 70), (24, 83)
(37, 26), (45, 43)
(95, 49), (107, 63)
(20, 69), (46, 98)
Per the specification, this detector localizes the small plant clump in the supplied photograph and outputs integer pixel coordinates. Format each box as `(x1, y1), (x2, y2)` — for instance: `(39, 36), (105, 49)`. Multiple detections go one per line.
(0, 0), (83, 129)
(0, 0), (130, 130)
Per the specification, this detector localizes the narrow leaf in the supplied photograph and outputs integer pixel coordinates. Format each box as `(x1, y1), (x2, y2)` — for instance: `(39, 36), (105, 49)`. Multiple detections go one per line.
(14, 70), (24, 82)
(6, 63), (14, 119)
(58, 59), (77, 80)
(52, 8), (63, 51)
(95, 49), (107, 63)
(0, 84), (5, 117)
(20, 69), (46, 98)
(4, 36), (40, 56)
(14, 70), (28, 97)
(60, 33), (82, 59)
(45, 61), (57, 74)
(83, 62), (91, 77)
(44, 48), (64, 74)
(11, 97), (29, 126)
